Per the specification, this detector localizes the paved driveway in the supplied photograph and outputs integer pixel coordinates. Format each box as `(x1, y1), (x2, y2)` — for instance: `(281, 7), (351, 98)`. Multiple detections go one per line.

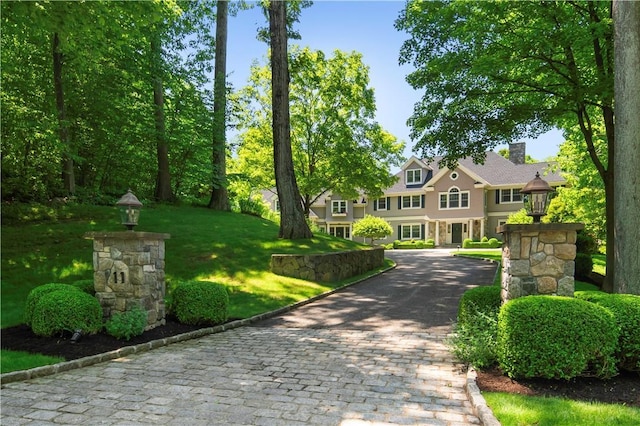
(1, 250), (496, 425)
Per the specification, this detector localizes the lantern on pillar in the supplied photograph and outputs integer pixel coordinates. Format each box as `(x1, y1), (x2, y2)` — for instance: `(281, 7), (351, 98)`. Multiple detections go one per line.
(520, 172), (554, 223)
(116, 190), (142, 231)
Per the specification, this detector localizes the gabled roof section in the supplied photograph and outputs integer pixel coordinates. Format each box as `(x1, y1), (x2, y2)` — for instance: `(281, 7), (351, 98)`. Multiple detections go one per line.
(426, 151), (564, 187)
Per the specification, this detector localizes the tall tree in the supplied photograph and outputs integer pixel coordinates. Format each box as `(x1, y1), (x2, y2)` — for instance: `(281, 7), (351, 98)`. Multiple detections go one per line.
(268, 0), (312, 239)
(233, 48), (404, 216)
(152, 32), (174, 202)
(613, 0), (640, 294)
(396, 0), (618, 290)
(208, 0), (230, 210)
(52, 31), (74, 195)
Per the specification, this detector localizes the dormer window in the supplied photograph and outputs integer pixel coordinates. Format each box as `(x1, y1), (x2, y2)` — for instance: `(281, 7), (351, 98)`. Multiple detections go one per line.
(406, 169), (422, 184)
(332, 200), (347, 216)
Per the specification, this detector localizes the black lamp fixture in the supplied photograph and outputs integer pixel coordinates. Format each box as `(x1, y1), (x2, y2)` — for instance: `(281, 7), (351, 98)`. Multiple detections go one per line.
(116, 189), (142, 231)
(520, 172), (554, 223)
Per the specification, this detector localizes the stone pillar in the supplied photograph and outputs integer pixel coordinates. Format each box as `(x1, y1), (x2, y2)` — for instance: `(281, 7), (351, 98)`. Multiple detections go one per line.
(85, 232), (170, 330)
(497, 223), (583, 303)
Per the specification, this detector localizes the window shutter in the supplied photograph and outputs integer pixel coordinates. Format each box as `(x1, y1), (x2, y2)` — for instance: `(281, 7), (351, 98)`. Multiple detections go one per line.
(421, 224), (425, 239)
(373, 200), (378, 211)
(495, 190), (500, 204)
(386, 197), (391, 210)
(398, 196), (402, 210)
(421, 194), (425, 208)
(397, 225), (401, 238)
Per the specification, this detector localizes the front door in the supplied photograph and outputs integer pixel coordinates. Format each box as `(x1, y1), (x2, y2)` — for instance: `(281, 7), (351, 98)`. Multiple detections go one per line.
(452, 223), (463, 244)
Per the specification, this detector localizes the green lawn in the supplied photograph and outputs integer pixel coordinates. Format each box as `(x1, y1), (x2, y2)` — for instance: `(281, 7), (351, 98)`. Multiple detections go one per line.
(1, 203), (390, 373)
(484, 392), (640, 426)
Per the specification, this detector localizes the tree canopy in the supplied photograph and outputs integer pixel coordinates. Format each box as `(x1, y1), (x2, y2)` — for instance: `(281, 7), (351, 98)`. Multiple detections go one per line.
(395, 0), (627, 291)
(232, 47), (405, 216)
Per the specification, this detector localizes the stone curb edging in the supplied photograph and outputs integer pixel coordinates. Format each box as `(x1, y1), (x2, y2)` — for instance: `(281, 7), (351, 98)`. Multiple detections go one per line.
(1, 263), (395, 385)
(465, 368), (502, 426)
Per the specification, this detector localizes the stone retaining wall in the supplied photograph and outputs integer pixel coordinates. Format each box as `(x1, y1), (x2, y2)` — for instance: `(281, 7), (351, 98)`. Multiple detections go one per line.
(271, 247), (385, 282)
(497, 223), (583, 302)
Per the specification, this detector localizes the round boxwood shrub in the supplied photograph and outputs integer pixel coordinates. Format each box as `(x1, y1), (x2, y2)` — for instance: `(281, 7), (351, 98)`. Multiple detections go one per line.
(462, 238), (473, 248)
(575, 253), (594, 279)
(105, 305), (148, 341)
(72, 279), (95, 295)
(23, 283), (81, 326)
(31, 290), (103, 337)
(457, 285), (501, 327)
(497, 296), (618, 380)
(488, 238), (501, 248)
(575, 291), (640, 372)
(171, 281), (229, 326)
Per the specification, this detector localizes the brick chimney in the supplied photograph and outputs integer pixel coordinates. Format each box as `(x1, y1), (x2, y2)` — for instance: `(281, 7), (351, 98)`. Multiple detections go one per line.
(509, 142), (526, 165)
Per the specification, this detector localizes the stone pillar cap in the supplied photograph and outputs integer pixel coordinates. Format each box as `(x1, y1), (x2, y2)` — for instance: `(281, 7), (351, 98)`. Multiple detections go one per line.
(84, 231), (171, 240)
(497, 223), (583, 234)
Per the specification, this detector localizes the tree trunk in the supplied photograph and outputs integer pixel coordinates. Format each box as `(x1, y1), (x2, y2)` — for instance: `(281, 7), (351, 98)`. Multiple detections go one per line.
(269, 0), (312, 239)
(152, 37), (173, 202)
(52, 32), (75, 195)
(208, 0), (230, 210)
(613, 0), (640, 294)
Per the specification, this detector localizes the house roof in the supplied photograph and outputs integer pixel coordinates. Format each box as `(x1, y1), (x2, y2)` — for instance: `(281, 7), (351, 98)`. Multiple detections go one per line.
(428, 151), (564, 187)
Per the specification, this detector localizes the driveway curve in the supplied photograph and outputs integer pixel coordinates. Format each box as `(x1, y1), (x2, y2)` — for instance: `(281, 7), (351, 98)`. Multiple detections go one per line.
(1, 250), (496, 426)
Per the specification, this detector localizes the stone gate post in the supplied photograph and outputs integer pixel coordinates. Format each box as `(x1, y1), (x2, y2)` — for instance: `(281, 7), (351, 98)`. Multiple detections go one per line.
(85, 231), (170, 330)
(497, 223), (583, 304)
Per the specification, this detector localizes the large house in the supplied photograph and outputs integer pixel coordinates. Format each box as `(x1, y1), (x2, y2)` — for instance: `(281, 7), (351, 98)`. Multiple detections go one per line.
(262, 143), (565, 246)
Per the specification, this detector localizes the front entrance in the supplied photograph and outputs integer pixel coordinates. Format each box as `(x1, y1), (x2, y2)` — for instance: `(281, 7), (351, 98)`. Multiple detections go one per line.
(329, 225), (351, 239)
(451, 223), (463, 244)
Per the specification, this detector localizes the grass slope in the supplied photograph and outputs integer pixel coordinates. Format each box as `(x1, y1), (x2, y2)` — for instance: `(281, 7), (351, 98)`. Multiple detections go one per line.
(1, 203), (371, 328)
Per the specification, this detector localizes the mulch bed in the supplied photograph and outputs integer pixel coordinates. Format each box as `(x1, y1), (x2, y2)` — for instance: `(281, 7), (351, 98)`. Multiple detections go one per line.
(2, 321), (639, 407)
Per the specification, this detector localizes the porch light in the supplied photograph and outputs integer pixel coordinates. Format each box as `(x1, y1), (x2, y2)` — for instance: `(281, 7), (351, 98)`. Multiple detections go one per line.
(520, 172), (554, 223)
(116, 189), (142, 231)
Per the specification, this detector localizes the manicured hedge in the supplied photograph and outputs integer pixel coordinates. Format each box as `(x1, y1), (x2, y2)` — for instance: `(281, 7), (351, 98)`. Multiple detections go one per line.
(462, 238), (502, 249)
(23, 283), (81, 326)
(575, 291), (640, 372)
(392, 239), (435, 249)
(171, 281), (229, 325)
(497, 296), (618, 380)
(31, 290), (103, 337)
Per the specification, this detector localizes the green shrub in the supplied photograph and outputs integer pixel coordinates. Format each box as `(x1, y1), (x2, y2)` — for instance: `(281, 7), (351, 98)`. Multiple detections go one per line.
(449, 285), (502, 369)
(488, 238), (501, 248)
(458, 285), (502, 327)
(384, 243), (394, 250)
(462, 238), (503, 249)
(72, 279), (95, 295)
(450, 309), (499, 369)
(426, 238), (435, 245)
(497, 296), (618, 380)
(31, 290), (103, 337)
(575, 291), (640, 372)
(575, 253), (593, 279)
(576, 230), (598, 254)
(171, 281), (229, 325)
(23, 283), (81, 326)
(105, 306), (148, 340)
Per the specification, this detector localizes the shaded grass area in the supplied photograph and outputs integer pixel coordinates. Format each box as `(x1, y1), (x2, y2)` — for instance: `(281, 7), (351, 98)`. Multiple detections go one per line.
(1, 203), (369, 328)
(484, 392), (640, 426)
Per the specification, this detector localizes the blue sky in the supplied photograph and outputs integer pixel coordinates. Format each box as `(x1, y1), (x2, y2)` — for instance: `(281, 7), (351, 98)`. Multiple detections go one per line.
(226, 1), (564, 164)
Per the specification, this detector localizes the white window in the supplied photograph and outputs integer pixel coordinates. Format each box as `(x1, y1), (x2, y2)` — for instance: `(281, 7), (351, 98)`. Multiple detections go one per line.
(329, 225), (350, 239)
(500, 188), (523, 203)
(274, 200), (280, 212)
(332, 200), (347, 215)
(439, 187), (469, 209)
(406, 169), (422, 184)
(402, 195), (421, 209)
(377, 197), (387, 210)
(401, 224), (422, 240)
